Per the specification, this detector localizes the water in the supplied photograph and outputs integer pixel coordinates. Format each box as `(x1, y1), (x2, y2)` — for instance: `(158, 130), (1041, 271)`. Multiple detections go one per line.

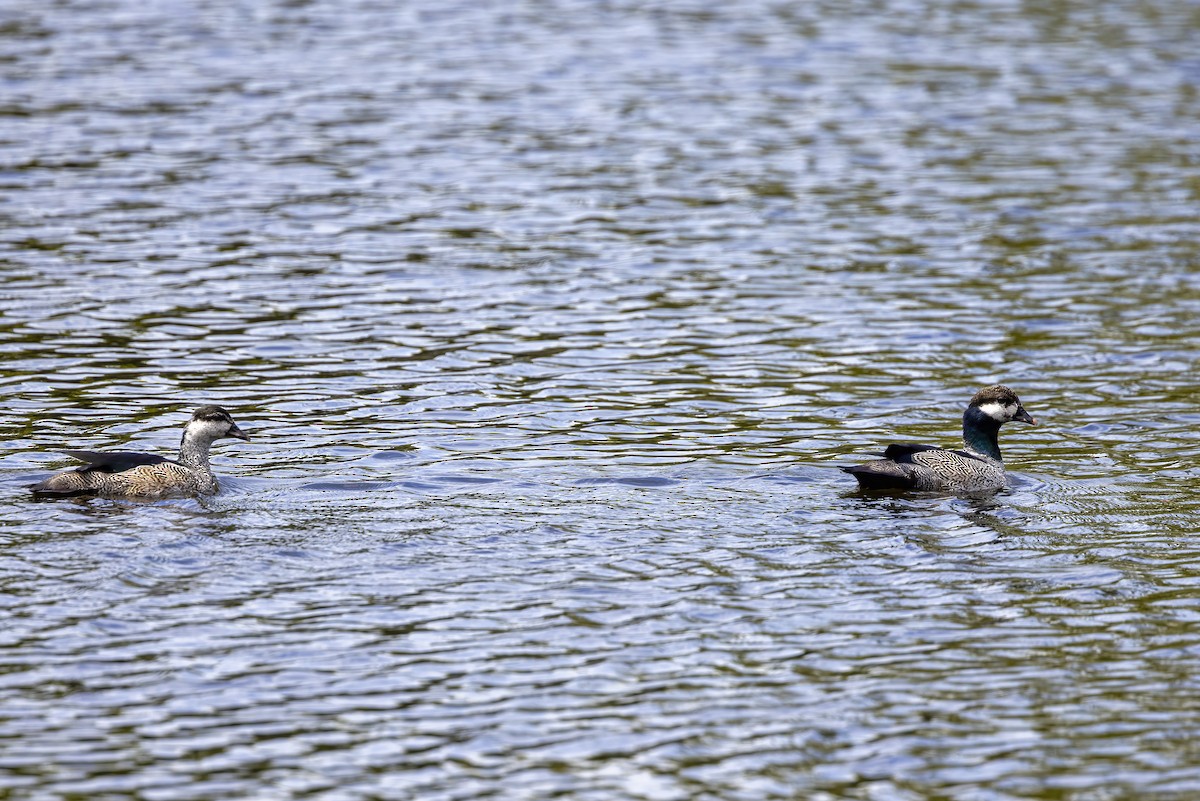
(2, 0), (1199, 798)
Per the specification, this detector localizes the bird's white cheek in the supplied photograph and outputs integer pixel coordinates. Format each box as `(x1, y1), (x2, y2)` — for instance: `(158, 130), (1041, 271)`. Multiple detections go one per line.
(976, 401), (1011, 421)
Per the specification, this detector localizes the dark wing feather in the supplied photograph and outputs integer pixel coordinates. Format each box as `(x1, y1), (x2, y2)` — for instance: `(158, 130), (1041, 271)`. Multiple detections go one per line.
(840, 461), (916, 490)
(881, 443), (945, 462)
(880, 444), (989, 465)
(842, 443), (948, 490)
(61, 450), (173, 473)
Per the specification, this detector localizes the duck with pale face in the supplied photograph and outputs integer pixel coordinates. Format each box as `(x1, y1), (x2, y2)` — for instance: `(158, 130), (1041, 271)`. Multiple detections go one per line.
(29, 405), (250, 499)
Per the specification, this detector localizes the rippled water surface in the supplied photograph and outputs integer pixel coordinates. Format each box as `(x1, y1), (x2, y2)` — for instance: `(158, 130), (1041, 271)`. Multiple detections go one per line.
(3, 0), (1200, 798)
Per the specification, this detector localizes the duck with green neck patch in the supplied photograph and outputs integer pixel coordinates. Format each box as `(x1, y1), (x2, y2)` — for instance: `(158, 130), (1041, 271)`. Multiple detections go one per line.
(841, 385), (1037, 494)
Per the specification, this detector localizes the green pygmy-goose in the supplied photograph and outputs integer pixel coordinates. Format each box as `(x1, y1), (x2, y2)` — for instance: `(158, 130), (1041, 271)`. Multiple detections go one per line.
(30, 405), (249, 499)
(841, 385), (1037, 494)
